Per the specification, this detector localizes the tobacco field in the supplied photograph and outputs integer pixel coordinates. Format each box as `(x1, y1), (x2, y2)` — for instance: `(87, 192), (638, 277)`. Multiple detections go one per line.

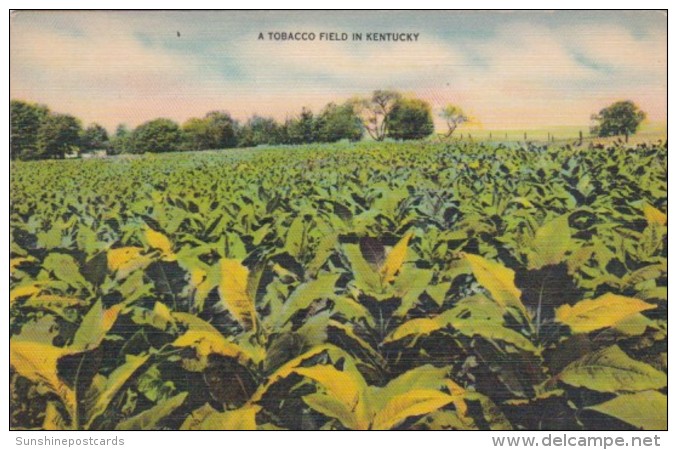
(9, 140), (667, 430)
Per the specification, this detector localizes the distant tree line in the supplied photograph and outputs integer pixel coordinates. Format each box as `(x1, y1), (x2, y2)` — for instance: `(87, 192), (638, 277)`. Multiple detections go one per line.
(10, 90), (437, 160)
(10, 94), (645, 160)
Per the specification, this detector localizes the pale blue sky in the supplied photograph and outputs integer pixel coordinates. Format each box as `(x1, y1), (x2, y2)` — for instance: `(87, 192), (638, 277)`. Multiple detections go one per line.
(10, 10), (667, 130)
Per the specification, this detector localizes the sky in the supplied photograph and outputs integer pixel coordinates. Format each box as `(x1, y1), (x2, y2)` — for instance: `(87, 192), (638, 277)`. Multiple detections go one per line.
(10, 10), (667, 131)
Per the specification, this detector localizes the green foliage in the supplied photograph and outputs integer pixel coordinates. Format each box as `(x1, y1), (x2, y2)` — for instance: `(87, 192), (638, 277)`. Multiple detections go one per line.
(285, 107), (318, 144)
(591, 100), (646, 140)
(10, 99), (49, 160)
(317, 102), (363, 142)
(80, 123), (109, 154)
(132, 118), (183, 154)
(37, 113), (82, 159)
(440, 104), (468, 137)
(237, 115), (284, 147)
(10, 139), (666, 430)
(183, 111), (238, 151)
(387, 97), (434, 140)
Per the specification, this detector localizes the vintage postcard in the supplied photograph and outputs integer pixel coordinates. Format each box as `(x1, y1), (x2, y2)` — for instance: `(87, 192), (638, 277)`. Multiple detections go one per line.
(9, 10), (667, 431)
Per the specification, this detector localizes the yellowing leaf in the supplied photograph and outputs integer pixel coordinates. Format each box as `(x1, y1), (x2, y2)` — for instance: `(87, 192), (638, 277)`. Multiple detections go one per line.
(10, 341), (76, 420)
(10, 284), (41, 304)
(218, 259), (257, 332)
(294, 365), (363, 412)
(152, 302), (174, 327)
(371, 389), (455, 430)
(181, 403), (259, 430)
(248, 345), (336, 403)
(381, 232), (413, 284)
(192, 265), (219, 312)
(10, 256), (35, 275)
(588, 391), (666, 430)
(294, 364), (369, 430)
(43, 401), (67, 430)
(384, 317), (440, 343)
(644, 203), (667, 226)
(463, 253), (527, 316)
(555, 293), (657, 333)
(107, 247), (152, 279)
(558, 345), (667, 393)
(145, 228), (176, 261)
(173, 330), (246, 361)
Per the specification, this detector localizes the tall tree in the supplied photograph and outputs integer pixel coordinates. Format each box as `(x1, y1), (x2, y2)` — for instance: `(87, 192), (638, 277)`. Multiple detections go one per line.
(183, 111), (238, 151)
(132, 118), (183, 153)
(352, 90), (402, 141)
(237, 115), (283, 147)
(387, 98), (434, 140)
(591, 100), (646, 142)
(440, 104), (468, 137)
(286, 107), (318, 144)
(10, 100), (49, 160)
(80, 123), (109, 153)
(109, 124), (133, 155)
(317, 102), (363, 142)
(36, 113), (82, 159)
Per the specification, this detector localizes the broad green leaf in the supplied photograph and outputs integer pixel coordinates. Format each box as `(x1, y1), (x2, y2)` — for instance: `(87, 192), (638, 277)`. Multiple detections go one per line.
(387, 295), (537, 354)
(371, 389), (455, 430)
(426, 282), (451, 306)
(381, 232), (413, 284)
(84, 354), (150, 428)
(218, 259), (257, 332)
(23, 295), (86, 322)
(463, 253), (527, 316)
(528, 215), (571, 269)
(115, 392), (188, 430)
(374, 364), (450, 407)
(555, 293), (657, 333)
(277, 273), (340, 327)
(43, 253), (89, 288)
(285, 216), (305, 258)
(587, 391), (666, 430)
(71, 300), (122, 352)
(343, 244), (381, 294)
(306, 233), (337, 278)
(327, 320), (382, 363)
(392, 266), (433, 316)
(331, 296), (374, 326)
(558, 345), (667, 392)
(302, 392), (363, 430)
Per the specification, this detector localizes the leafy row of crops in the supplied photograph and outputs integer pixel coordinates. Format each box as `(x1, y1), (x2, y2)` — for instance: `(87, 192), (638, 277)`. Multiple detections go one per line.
(10, 140), (667, 430)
